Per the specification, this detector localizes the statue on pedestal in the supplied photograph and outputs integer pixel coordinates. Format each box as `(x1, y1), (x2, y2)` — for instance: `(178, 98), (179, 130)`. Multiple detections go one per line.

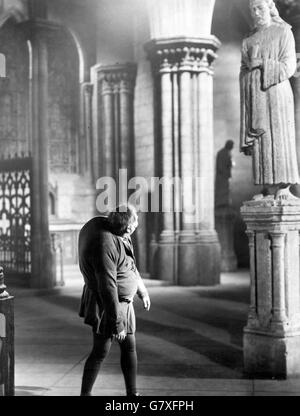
(240, 0), (300, 200)
(240, 0), (300, 379)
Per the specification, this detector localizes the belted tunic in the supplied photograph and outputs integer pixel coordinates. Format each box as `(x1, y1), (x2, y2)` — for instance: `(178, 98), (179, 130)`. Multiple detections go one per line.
(78, 216), (147, 336)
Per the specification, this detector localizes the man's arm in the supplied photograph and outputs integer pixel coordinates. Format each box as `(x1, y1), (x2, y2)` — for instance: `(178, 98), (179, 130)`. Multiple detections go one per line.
(136, 271), (151, 311)
(124, 235), (151, 311)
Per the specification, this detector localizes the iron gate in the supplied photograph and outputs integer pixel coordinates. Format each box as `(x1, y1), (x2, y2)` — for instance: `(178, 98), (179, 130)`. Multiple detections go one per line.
(0, 155), (32, 277)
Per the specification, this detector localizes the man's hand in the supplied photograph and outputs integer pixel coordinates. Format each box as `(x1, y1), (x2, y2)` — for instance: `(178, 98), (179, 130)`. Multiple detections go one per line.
(115, 330), (126, 342)
(142, 294), (151, 311)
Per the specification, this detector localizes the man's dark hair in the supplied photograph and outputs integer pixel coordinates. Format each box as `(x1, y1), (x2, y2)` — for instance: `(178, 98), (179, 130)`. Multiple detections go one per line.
(107, 204), (137, 236)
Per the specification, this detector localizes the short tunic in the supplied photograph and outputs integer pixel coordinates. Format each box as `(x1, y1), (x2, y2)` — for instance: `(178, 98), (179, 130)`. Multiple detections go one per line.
(78, 217), (145, 336)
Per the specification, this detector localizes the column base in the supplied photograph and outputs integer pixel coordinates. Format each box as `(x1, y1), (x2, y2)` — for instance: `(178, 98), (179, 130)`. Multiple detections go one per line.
(244, 329), (300, 378)
(155, 230), (221, 286)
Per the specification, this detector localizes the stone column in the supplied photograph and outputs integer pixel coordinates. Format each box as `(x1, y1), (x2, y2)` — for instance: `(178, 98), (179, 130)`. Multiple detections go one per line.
(91, 64), (137, 207)
(146, 38), (221, 286)
(28, 20), (56, 288)
(241, 199), (300, 378)
(81, 83), (93, 179)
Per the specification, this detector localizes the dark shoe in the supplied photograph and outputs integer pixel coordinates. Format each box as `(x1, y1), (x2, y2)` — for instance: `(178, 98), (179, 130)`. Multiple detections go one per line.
(127, 392), (142, 396)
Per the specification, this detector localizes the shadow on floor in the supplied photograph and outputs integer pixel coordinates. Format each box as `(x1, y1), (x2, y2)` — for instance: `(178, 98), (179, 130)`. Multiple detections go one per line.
(37, 291), (247, 379)
(193, 284), (250, 304)
(135, 317), (245, 379)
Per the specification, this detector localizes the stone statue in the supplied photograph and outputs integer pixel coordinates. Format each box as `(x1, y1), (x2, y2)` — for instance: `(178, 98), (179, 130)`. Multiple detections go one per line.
(240, 0), (300, 200)
(215, 140), (235, 208)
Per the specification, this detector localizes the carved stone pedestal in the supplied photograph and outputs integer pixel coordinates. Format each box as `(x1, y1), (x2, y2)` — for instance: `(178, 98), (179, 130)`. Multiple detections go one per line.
(215, 207), (238, 272)
(241, 198), (300, 378)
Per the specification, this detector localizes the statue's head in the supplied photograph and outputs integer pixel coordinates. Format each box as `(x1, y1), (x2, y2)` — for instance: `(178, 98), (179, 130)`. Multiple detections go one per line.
(249, 0), (283, 28)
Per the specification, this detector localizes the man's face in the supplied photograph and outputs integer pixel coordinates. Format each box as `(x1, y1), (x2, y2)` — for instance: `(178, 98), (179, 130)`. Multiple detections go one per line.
(250, 0), (271, 27)
(127, 213), (138, 235)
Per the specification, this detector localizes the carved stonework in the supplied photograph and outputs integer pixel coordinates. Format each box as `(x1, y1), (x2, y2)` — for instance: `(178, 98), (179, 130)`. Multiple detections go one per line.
(241, 199), (300, 377)
(145, 37), (220, 75)
(92, 63), (137, 183)
(97, 64), (137, 95)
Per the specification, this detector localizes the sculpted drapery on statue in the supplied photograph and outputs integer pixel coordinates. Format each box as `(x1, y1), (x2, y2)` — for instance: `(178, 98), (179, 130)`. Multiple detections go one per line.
(240, 0), (300, 197)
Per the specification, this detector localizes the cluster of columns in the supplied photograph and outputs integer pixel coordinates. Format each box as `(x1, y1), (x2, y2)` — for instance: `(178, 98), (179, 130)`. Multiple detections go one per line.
(90, 64), (137, 193)
(146, 37), (221, 285)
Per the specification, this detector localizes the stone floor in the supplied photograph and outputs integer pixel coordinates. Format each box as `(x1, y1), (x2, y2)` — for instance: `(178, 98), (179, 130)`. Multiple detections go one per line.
(7, 267), (300, 396)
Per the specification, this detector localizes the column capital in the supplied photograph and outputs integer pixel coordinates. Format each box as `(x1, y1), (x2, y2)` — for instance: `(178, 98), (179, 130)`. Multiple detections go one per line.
(269, 231), (286, 246)
(245, 230), (255, 246)
(92, 63), (137, 95)
(144, 36), (221, 75)
(93, 63), (137, 84)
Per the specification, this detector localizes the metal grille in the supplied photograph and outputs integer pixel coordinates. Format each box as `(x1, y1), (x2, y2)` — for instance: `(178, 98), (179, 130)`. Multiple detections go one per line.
(0, 155), (32, 276)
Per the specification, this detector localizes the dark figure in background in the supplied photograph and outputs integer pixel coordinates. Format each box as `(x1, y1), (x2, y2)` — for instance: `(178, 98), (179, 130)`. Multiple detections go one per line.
(215, 140), (235, 208)
(78, 204), (151, 396)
